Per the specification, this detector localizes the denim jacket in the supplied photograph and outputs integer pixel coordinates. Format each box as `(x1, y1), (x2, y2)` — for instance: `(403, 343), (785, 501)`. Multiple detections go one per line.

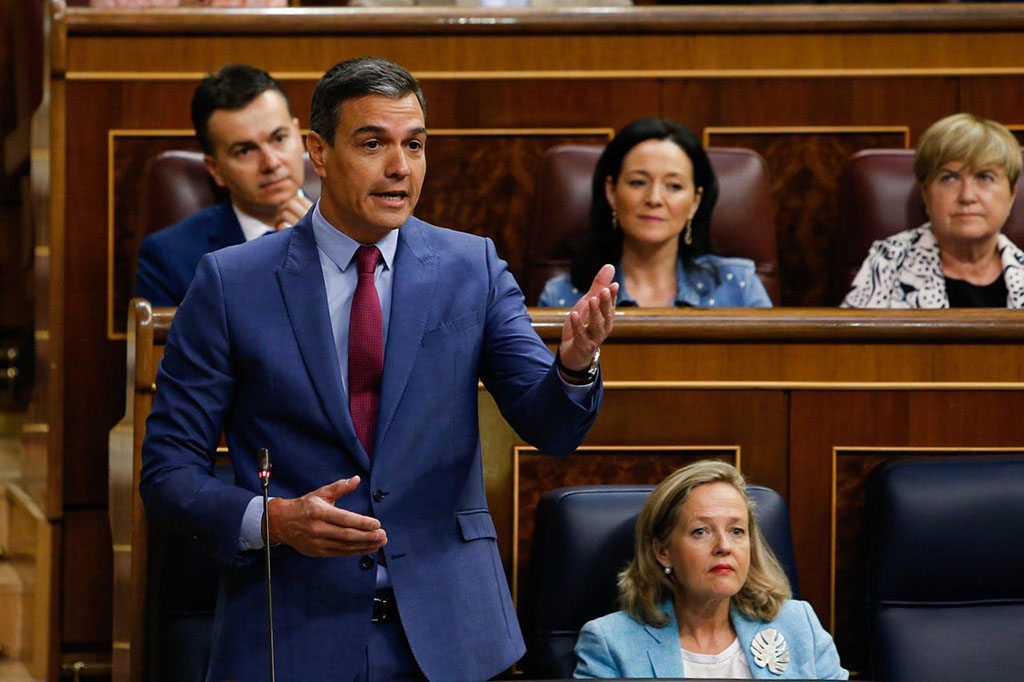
(538, 255), (772, 308)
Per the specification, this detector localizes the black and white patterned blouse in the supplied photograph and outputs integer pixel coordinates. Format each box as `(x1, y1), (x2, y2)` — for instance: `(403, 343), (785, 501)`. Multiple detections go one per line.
(842, 223), (1024, 309)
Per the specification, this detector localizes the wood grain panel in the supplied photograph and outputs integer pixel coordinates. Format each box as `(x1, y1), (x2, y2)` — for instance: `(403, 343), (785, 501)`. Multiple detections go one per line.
(62, 31), (1024, 76)
(705, 130), (908, 306)
(663, 77), (955, 133)
(61, 508), (112, 644)
(416, 131), (610, 279)
(958, 76), (1024, 129)
(421, 79), (656, 131)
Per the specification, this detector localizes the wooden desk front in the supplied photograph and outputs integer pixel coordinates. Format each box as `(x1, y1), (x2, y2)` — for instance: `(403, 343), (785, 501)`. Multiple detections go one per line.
(499, 308), (1024, 677)
(113, 305), (1024, 679)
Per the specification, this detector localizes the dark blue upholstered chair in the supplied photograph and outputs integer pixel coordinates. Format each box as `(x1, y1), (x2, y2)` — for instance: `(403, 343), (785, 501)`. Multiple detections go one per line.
(521, 483), (799, 679)
(866, 456), (1024, 682)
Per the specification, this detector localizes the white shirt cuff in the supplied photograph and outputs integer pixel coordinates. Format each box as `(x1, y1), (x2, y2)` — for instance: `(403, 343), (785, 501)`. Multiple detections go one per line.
(239, 494), (272, 551)
(559, 372), (596, 403)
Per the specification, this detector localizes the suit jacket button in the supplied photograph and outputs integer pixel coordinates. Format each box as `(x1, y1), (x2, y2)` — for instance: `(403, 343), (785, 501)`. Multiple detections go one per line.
(372, 488), (388, 503)
(360, 554), (375, 570)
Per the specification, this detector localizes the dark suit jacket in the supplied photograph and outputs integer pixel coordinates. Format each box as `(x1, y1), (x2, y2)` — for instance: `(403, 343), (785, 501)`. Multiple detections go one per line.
(135, 202), (245, 307)
(139, 212), (602, 680)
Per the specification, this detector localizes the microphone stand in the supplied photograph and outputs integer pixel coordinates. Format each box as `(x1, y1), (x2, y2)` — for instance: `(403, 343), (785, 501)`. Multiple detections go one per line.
(258, 448), (276, 682)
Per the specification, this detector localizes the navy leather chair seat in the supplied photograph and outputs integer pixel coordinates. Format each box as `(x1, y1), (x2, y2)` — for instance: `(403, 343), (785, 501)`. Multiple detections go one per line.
(521, 483), (799, 679)
(866, 456), (1024, 682)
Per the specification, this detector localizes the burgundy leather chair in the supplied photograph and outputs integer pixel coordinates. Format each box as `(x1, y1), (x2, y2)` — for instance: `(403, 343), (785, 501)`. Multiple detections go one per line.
(525, 145), (780, 305)
(834, 148), (1024, 304)
(136, 149), (321, 239)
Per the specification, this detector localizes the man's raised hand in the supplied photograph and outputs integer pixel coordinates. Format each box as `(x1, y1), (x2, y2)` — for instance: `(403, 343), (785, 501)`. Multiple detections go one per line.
(558, 263), (618, 376)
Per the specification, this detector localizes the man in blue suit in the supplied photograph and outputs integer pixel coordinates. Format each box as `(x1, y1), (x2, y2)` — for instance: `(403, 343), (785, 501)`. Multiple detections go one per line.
(135, 64), (312, 306)
(140, 57), (618, 680)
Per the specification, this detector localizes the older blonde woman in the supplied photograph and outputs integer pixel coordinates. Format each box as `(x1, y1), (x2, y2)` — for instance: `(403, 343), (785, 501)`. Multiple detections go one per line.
(574, 461), (847, 679)
(844, 113), (1023, 308)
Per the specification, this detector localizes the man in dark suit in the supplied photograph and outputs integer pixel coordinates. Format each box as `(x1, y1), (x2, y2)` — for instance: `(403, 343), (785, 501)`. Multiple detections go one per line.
(139, 57), (618, 680)
(135, 64), (312, 306)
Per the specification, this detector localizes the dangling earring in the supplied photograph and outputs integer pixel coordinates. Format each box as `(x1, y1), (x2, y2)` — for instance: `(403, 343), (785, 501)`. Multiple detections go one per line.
(611, 210), (620, 232)
(663, 564), (673, 575)
(684, 218), (693, 246)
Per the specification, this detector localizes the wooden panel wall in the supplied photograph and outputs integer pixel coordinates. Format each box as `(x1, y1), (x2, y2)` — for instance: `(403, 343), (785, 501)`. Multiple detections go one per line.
(506, 311), (1024, 679)
(46, 5), (1024, 672)
(117, 308), (1024, 680)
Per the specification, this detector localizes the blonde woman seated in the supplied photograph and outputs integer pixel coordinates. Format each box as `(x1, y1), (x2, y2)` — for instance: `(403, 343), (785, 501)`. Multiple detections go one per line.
(844, 113), (1024, 308)
(539, 118), (772, 308)
(575, 461), (847, 679)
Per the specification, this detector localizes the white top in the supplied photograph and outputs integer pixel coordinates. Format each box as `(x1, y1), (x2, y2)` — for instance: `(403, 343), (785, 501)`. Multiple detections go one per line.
(681, 637), (752, 679)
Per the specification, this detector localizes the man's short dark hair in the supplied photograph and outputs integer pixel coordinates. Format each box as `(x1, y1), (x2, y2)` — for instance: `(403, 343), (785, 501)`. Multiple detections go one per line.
(310, 57), (426, 146)
(191, 64), (291, 154)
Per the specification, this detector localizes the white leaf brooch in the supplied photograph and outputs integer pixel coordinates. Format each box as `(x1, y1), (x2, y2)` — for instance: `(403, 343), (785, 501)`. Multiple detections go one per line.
(750, 628), (790, 675)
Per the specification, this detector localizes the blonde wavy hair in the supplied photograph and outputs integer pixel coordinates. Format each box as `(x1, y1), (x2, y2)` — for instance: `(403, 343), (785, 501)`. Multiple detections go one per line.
(914, 113), (1022, 187)
(617, 460), (792, 627)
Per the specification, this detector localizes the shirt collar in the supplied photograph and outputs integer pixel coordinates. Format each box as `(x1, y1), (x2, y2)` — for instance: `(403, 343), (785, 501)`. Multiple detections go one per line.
(310, 199), (398, 273)
(233, 189), (308, 242)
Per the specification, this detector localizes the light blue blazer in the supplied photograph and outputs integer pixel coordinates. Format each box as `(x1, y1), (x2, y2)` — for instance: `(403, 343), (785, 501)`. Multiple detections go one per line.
(575, 599), (848, 679)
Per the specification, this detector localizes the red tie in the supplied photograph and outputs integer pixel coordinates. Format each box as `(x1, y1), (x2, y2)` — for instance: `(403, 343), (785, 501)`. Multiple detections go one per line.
(349, 245), (383, 456)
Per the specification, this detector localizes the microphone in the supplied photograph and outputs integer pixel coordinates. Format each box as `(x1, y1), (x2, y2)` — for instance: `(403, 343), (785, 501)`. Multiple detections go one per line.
(258, 448), (276, 682)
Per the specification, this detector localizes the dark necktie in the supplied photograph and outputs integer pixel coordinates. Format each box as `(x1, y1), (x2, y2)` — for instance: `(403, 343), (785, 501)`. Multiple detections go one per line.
(348, 245), (383, 456)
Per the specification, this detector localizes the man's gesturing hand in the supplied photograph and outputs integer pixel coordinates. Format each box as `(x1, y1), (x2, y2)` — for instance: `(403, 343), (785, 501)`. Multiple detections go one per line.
(558, 263), (618, 376)
(266, 476), (386, 557)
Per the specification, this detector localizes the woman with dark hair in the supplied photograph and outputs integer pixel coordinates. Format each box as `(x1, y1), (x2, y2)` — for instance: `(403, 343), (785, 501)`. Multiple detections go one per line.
(539, 118), (772, 308)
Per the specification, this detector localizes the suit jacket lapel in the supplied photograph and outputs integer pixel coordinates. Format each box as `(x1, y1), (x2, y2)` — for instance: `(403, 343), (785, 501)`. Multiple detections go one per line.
(276, 215), (370, 471)
(645, 603), (685, 678)
(732, 610), (764, 678)
(375, 219), (437, 457)
(209, 203), (246, 250)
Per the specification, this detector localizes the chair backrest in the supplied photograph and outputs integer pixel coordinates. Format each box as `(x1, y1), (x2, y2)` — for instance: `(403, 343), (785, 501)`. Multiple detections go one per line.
(865, 456), (1024, 682)
(521, 483), (799, 679)
(834, 148), (1024, 303)
(136, 150), (322, 238)
(525, 145), (780, 305)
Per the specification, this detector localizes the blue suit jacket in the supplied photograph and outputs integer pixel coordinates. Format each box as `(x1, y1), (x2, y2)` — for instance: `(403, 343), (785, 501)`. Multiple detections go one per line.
(139, 213), (601, 681)
(135, 202), (245, 307)
(575, 600), (848, 679)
